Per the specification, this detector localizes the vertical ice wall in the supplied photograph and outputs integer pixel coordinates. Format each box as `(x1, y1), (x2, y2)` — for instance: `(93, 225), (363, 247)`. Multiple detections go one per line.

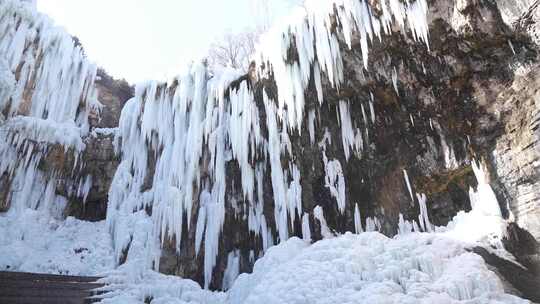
(108, 0), (431, 289)
(254, 0), (429, 130)
(0, 0), (99, 215)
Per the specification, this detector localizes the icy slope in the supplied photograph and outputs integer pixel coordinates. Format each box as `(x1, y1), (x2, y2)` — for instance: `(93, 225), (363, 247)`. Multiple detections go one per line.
(228, 233), (527, 304)
(98, 233), (529, 304)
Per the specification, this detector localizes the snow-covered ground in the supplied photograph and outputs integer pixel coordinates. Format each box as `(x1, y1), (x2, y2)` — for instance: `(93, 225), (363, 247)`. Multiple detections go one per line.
(0, 208), (529, 304)
(98, 263), (227, 304)
(0, 209), (114, 276)
(95, 232), (528, 304)
(228, 233), (527, 304)
(1, 191), (528, 304)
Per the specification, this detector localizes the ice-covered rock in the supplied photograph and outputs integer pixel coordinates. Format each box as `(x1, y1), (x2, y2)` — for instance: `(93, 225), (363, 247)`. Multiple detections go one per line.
(1, 0), (540, 301)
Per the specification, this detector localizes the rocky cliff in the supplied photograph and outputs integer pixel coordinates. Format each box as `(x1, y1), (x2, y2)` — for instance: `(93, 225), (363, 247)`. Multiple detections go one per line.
(1, 0), (539, 301)
(105, 0), (540, 296)
(62, 69), (133, 221)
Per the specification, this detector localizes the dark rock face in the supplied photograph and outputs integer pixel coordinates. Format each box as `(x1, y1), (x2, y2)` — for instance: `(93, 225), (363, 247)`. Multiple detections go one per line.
(474, 222), (540, 302)
(490, 69), (540, 239)
(93, 69), (133, 129)
(61, 69), (132, 220)
(503, 223), (540, 275)
(63, 133), (119, 221)
(32, 133), (120, 222)
(472, 246), (540, 302)
(0, 173), (10, 212)
(32, 70), (131, 222)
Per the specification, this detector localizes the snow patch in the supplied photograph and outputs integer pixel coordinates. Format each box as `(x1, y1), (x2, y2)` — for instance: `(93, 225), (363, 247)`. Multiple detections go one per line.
(0, 210), (114, 276)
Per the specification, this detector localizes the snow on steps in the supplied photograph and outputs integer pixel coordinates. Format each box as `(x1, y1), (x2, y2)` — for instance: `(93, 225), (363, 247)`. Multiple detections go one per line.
(0, 271), (103, 304)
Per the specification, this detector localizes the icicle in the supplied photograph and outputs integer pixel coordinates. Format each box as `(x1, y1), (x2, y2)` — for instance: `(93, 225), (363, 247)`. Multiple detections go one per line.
(354, 203), (363, 234)
(392, 67), (399, 95)
(440, 132), (458, 169)
(398, 213), (414, 235)
(338, 100), (356, 160)
(222, 249), (240, 291)
(308, 109), (316, 145)
(369, 93), (376, 124)
(322, 152), (347, 213)
(443, 159), (506, 245)
(302, 213), (311, 242)
(77, 175), (93, 204)
(287, 163), (303, 228)
(361, 103), (368, 125)
(195, 199), (207, 255)
(416, 193), (433, 232)
(412, 220), (421, 232)
(365, 217), (380, 232)
(403, 169), (415, 203)
(508, 40), (516, 55)
(313, 62), (324, 104)
(314, 206), (332, 238)
(470, 160), (502, 218)
(264, 93), (290, 243)
(249, 250), (255, 263)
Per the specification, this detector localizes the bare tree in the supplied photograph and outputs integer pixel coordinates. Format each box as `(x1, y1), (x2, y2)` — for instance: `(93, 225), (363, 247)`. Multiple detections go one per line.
(207, 30), (261, 72)
(207, 0), (302, 72)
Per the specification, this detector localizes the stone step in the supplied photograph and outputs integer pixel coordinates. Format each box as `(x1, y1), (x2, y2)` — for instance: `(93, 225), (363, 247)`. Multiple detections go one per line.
(0, 271), (101, 283)
(0, 271), (104, 304)
(0, 295), (98, 304)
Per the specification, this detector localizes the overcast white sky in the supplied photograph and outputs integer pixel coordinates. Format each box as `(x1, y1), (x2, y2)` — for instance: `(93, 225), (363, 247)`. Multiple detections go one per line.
(37, 0), (298, 83)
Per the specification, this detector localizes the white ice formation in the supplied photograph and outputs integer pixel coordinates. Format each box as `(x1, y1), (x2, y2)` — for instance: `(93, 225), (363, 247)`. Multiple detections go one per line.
(102, 231), (529, 303)
(106, 0), (432, 289)
(101, 179), (525, 303)
(53, 154), (530, 303)
(227, 233), (528, 304)
(0, 0), (99, 219)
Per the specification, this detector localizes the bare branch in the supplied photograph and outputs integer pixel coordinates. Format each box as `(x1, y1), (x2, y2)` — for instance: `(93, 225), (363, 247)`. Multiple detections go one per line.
(207, 29), (263, 73)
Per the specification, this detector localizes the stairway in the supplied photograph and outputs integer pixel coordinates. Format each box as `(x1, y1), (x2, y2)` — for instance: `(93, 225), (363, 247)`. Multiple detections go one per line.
(0, 271), (104, 304)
